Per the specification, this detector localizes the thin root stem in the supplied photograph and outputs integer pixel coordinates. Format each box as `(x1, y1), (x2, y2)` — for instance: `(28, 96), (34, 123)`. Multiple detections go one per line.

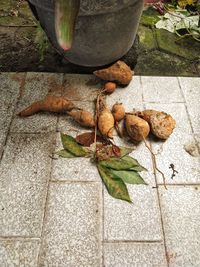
(143, 138), (167, 190)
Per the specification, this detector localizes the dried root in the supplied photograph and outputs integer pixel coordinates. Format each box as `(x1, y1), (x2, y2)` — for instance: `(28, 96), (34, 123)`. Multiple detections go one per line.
(67, 109), (95, 128)
(125, 114), (150, 142)
(98, 96), (114, 138)
(94, 60), (133, 85)
(18, 95), (74, 116)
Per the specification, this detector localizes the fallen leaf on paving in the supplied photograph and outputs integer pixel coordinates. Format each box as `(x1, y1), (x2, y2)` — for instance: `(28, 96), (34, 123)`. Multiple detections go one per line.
(61, 133), (87, 157)
(110, 169), (147, 185)
(97, 164), (132, 203)
(56, 149), (76, 158)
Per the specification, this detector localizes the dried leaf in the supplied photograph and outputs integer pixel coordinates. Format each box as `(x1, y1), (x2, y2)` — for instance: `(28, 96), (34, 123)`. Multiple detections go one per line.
(99, 157), (135, 170)
(112, 144), (121, 157)
(96, 145), (113, 161)
(97, 164), (132, 203)
(122, 156), (147, 172)
(76, 132), (104, 147)
(76, 132), (95, 147)
(61, 133), (86, 157)
(56, 149), (76, 158)
(110, 169), (147, 185)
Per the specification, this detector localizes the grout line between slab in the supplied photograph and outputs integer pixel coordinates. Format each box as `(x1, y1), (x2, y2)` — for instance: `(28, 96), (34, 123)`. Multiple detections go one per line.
(50, 180), (101, 184)
(157, 183), (200, 186)
(144, 99), (169, 267)
(36, 74), (64, 267)
(0, 73), (27, 162)
(104, 240), (163, 244)
(0, 237), (40, 241)
(177, 77), (200, 155)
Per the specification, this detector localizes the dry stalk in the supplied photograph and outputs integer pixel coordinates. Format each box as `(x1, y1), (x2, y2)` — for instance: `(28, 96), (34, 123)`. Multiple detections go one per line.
(143, 138), (167, 190)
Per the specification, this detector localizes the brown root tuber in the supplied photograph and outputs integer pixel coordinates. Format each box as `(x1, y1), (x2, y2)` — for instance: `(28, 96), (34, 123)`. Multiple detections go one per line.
(67, 109), (95, 128)
(104, 82), (117, 94)
(94, 60), (133, 85)
(136, 109), (176, 140)
(98, 96), (114, 138)
(125, 114), (150, 142)
(150, 112), (176, 140)
(18, 95), (74, 116)
(112, 103), (125, 122)
(135, 109), (158, 124)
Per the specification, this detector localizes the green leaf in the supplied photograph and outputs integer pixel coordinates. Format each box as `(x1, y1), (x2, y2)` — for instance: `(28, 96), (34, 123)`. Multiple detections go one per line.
(119, 146), (134, 157)
(55, 0), (80, 50)
(122, 156), (147, 172)
(56, 149), (75, 158)
(99, 157), (135, 170)
(110, 169), (147, 185)
(97, 164), (132, 203)
(61, 133), (86, 157)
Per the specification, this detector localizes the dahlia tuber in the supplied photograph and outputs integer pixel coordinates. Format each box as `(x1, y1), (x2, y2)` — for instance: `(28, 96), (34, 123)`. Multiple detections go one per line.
(136, 109), (176, 140)
(149, 112), (176, 140)
(125, 114), (150, 142)
(67, 109), (95, 128)
(98, 96), (114, 138)
(104, 82), (117, 94)
(94, 60), (133, 85)
(112, 103), (125, 122)
(18, 95), (74, 116)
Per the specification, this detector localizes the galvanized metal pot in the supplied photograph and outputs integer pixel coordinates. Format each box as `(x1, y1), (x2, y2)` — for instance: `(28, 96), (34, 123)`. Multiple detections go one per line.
(29, 0), (144, 66)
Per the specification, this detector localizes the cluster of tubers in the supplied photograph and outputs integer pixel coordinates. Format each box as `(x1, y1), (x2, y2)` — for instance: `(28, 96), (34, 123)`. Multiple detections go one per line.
(126, 110), (176, 141)
(18, 60), (176, 142)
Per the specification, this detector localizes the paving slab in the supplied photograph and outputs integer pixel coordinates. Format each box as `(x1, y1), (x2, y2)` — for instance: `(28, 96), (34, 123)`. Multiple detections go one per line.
(146, 103), (200, 184)
(51, 132), (100, 182)
(38, 182), (102, 267)
(106, 76), (143, 111)
(0, 73), (24, 156)
(63, 74), (100, 102)
(179, 77), (200, 134)
(104, 242), (167, 267)
(104, 185), (162, 241)
(10, 72), (63, 133)
(0, 133), (55, 236)
(0, 239), (40, 267)
(141, 76), (184, 103)
(159, 186), (200, 267)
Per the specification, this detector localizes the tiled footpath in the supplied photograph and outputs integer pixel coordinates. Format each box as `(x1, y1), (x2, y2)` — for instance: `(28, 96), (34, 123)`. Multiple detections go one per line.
(0, 73), (199, 267)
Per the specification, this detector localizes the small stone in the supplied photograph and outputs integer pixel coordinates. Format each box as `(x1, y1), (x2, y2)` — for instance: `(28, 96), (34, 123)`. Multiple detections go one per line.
(184, 142), (200, 157)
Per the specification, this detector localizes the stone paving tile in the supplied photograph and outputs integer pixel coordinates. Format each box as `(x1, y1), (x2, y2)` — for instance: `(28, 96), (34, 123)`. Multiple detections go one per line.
(179, 77), (200, 104)
(51, 132), (99, 182)
(0, 239), (40, 267)
(104, 139), (162, 241)
(0, 72), (23, 110)
(38, 182), (102, 267)
(0, 133), (55, 236)
(58, 100), (95, 133)
(179, 77), (200, 134)
(63, 74), (100, 101)
(146, 103), (200, 184)
(10, 73), (63, 133)
(159, 186), (200, 267)
(104, 185), (162, 241)
(106, 76), (143, 111)
(104, 242), (167, 267)
(141, 76), (184, 103)
(0, 73), (24, 156)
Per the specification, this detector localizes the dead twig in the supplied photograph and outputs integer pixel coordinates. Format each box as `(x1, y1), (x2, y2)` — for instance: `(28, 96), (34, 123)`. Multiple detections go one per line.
(143, 138), (167, 190)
